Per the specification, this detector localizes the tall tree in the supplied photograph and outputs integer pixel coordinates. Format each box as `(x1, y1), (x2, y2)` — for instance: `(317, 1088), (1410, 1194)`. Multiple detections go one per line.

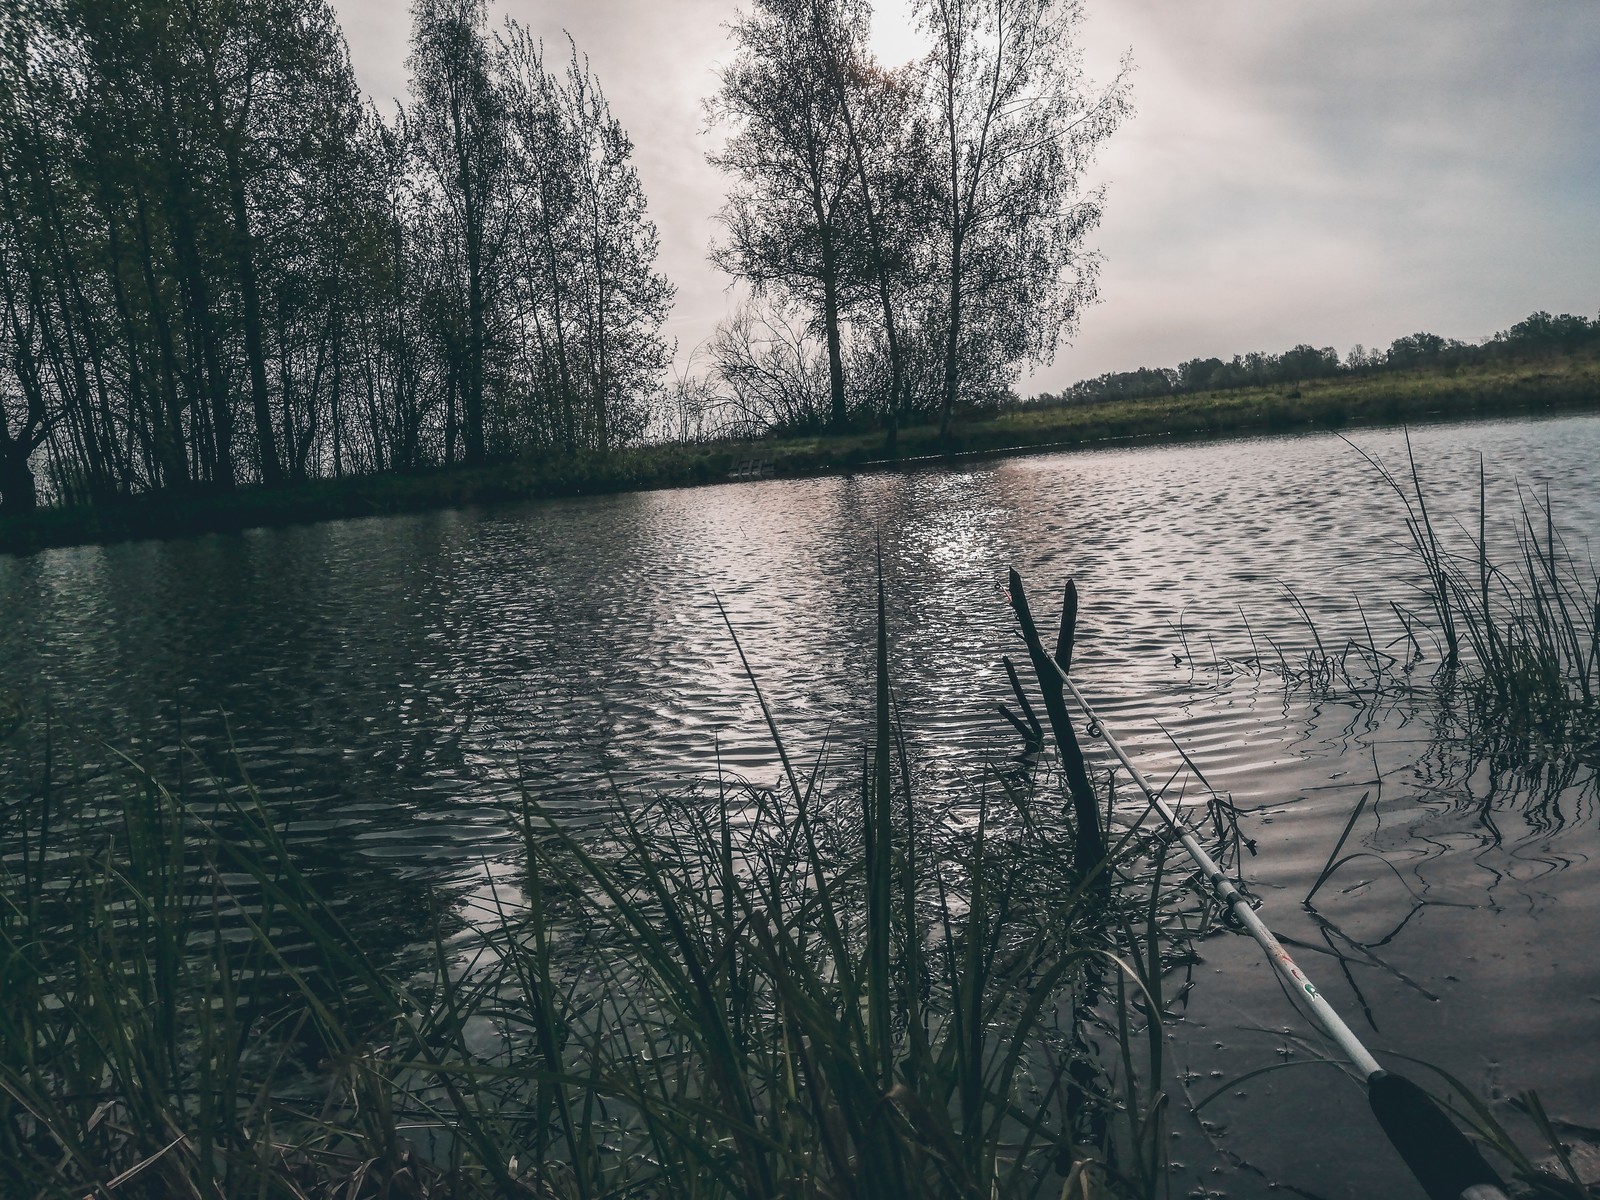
(561, 46), (673, 452)
(806, 0), (916, 441)
(500, 28), (582, 450)
(499, 29), (672, 455)
(915, 0), (1129, 436)
(710, 0), (872, 430)
(406, 0), (510, 466)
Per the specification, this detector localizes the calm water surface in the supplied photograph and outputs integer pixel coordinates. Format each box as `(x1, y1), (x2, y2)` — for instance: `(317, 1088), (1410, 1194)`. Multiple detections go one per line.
(3, 414), (1598, 1196)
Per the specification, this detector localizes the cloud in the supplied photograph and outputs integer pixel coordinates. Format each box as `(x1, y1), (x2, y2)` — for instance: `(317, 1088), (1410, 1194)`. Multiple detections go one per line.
(1056, 0), (1600, 383)
(332, 0), (1600, 394)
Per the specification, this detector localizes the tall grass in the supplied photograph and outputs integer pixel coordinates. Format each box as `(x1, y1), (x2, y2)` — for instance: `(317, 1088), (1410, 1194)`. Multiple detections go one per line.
(1349, 436), (1600, 765)
(0, 585), (1184, 1199)
(1162, 440), (1600, 765)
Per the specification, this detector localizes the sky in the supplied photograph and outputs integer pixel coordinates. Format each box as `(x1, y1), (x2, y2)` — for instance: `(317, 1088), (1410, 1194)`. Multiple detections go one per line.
(330, 0), (1600, 395)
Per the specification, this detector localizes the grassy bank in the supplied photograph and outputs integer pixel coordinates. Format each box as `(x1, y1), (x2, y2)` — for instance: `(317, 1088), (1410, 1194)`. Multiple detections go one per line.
(3, 349), (1597, 557)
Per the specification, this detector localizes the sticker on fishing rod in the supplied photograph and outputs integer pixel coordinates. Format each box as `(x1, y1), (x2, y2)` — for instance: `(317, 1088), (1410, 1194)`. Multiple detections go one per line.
(1283, 961), (1320, 1000)
(1272, 950), (1320, 1001)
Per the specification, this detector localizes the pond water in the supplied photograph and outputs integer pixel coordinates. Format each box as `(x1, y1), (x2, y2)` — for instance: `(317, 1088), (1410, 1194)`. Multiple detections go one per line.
(3, 413), (1598, 1197)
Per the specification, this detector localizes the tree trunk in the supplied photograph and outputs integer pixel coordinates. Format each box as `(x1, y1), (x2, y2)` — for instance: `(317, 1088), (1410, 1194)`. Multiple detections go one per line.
(592, 262), (608, 454)
(129, 188), (189, 489)
(443, 351), (459, 465)
(330, 298), (344, 478)
(0, 440), (39, 515)
(154, 73), (233, 489)
(227, 152), (282, 485)
(938, 227), (962, 440)
(820, 237), (848, 429)
(465, 239), (486, 463)
(166, 174), (234, 488)
(452, 82), (488, 467)
(539, 204), (576, 451)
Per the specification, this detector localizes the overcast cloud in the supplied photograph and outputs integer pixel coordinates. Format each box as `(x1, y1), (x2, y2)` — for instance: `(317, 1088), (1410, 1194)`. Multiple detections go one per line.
(330, 0), (1600, 393)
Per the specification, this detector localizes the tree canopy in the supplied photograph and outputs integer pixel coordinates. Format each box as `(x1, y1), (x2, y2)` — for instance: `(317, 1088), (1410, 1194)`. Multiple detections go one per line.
(703, 0), (1130, 438)
(0, 0), (673, 512)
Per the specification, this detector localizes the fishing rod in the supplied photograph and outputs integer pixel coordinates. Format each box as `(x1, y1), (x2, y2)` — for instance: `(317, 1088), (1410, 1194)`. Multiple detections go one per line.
(1007, 573), (1509, 1200)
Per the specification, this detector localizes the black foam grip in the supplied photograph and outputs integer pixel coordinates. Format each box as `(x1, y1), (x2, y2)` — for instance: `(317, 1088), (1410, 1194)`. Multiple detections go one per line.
(1368, 1071), (1505, 1200)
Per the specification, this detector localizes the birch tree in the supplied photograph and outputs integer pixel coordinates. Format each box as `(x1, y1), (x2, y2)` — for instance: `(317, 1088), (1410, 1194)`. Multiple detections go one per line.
(710, 0), (880, 430)
(916, 0), (1129, 435)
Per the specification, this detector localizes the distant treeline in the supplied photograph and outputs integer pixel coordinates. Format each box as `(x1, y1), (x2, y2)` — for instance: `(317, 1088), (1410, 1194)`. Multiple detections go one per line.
(0, 0), (671, 514)
(1034, 311), (1600, 407)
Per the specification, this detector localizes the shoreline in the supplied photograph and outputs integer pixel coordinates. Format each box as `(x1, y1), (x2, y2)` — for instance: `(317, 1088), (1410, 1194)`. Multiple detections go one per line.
(3, 354), (1597, 558)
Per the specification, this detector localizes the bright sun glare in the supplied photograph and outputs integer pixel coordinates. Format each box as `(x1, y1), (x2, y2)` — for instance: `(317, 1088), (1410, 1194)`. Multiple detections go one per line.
(869, 0), (926, 65)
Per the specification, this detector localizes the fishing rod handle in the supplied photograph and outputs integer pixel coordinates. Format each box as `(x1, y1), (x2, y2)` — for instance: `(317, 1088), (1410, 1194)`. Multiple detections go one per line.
(1369, 1071), (1510, 1200)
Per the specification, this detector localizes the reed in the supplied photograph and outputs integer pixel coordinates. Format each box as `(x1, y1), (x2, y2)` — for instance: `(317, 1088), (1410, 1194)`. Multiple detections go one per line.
(0, 588), (1178, 1199)
(1349, 436), (1600, 765)
(1168, 442), (1600, 750)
